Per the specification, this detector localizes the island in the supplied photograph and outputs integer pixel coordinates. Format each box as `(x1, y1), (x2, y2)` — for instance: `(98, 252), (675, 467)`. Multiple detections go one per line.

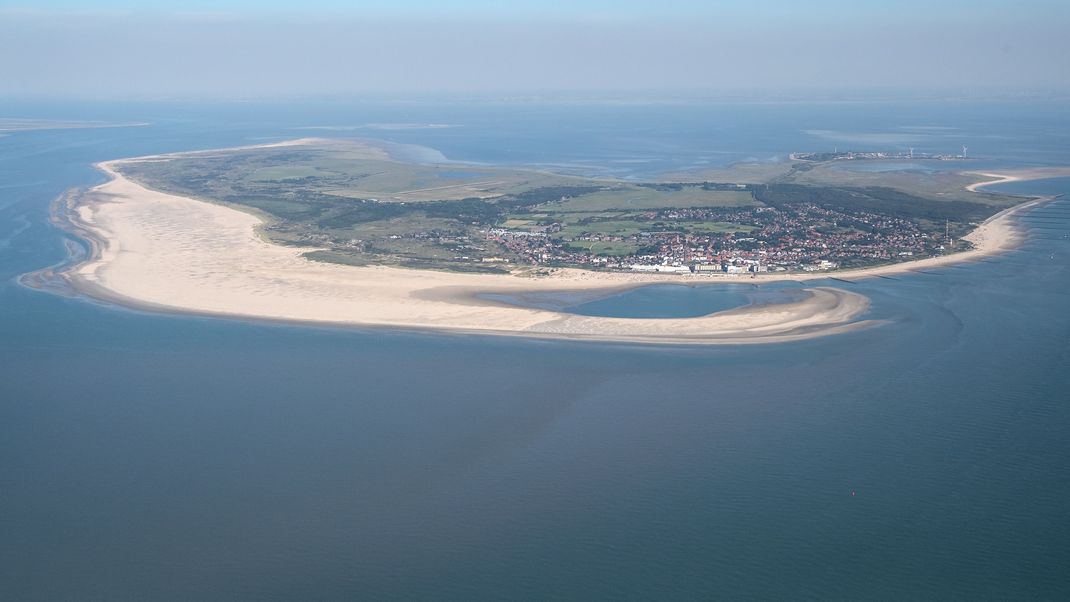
(0, 118), (148, 136)
(31, 138), (1067, 345)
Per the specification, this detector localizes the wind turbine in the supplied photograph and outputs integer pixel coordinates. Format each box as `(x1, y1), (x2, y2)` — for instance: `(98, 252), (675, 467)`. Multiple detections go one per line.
(962, 145), (968, 159)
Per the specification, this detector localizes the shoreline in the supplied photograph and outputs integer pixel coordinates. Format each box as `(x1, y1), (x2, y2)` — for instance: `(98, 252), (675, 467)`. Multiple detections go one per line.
(965, 167), (1070, 193)
(23, 146), (1062, 344)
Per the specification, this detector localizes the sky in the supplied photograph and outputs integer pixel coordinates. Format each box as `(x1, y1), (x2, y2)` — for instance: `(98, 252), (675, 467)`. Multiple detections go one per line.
(1, 0), (1067, 99)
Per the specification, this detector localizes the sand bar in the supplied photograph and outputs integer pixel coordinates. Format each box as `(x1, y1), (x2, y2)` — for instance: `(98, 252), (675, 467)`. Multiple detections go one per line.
(965, 167), (1070, 193)
(36, 148), (1062, 344)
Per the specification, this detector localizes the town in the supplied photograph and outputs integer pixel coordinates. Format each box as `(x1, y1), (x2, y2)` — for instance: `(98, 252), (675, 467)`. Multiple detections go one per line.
(790, 147), (970, 162)
(484, 203), (954, 273)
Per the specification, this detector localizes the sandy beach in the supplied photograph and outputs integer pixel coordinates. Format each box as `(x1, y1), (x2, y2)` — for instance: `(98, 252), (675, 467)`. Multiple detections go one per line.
(965, 167), (1070, 193)
(39, 149), (1059, 344)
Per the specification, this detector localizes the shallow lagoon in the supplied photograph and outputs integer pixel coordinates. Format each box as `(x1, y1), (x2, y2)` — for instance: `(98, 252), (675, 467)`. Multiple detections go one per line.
(485, 282), (808, 319)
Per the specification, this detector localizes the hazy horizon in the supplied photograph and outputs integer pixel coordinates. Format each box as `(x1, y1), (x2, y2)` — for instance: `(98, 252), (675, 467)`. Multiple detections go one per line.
(2, 0), (1068, 100)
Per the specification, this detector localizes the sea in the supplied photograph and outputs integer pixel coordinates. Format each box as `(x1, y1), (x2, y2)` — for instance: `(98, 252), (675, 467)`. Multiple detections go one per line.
(1, 97), (1069, 600)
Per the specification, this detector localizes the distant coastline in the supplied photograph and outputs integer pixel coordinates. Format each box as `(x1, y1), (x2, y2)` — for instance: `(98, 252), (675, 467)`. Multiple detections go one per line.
(0, 118), (149, 133)
(22, 142), (1065, 344)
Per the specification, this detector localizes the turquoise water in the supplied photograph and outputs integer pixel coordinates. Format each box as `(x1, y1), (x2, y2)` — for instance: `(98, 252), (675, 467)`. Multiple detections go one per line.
(1, 100), (1069, 600)
(567, 283), (807, 318)
(486, 283), (806, 319)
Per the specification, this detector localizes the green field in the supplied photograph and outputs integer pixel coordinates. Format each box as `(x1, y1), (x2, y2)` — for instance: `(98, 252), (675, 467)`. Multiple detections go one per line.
(551, 187), (755, 211)
(558, 219), (650, 238)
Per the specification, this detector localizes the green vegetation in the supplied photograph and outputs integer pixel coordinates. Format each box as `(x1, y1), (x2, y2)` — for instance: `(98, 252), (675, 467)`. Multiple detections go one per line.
(558, 219), (649, 238)
(248, 165), (329, 181)
(788, 162), (1009, 205)
(123, 142), (585, 204)
(116, 139), (1026, 273)
(752, 184), (997, 223)
(551, 187), (754, 211)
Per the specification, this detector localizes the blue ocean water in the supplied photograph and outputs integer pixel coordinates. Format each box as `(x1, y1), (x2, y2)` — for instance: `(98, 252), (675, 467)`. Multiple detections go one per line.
(1, 99), (1069, 600)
